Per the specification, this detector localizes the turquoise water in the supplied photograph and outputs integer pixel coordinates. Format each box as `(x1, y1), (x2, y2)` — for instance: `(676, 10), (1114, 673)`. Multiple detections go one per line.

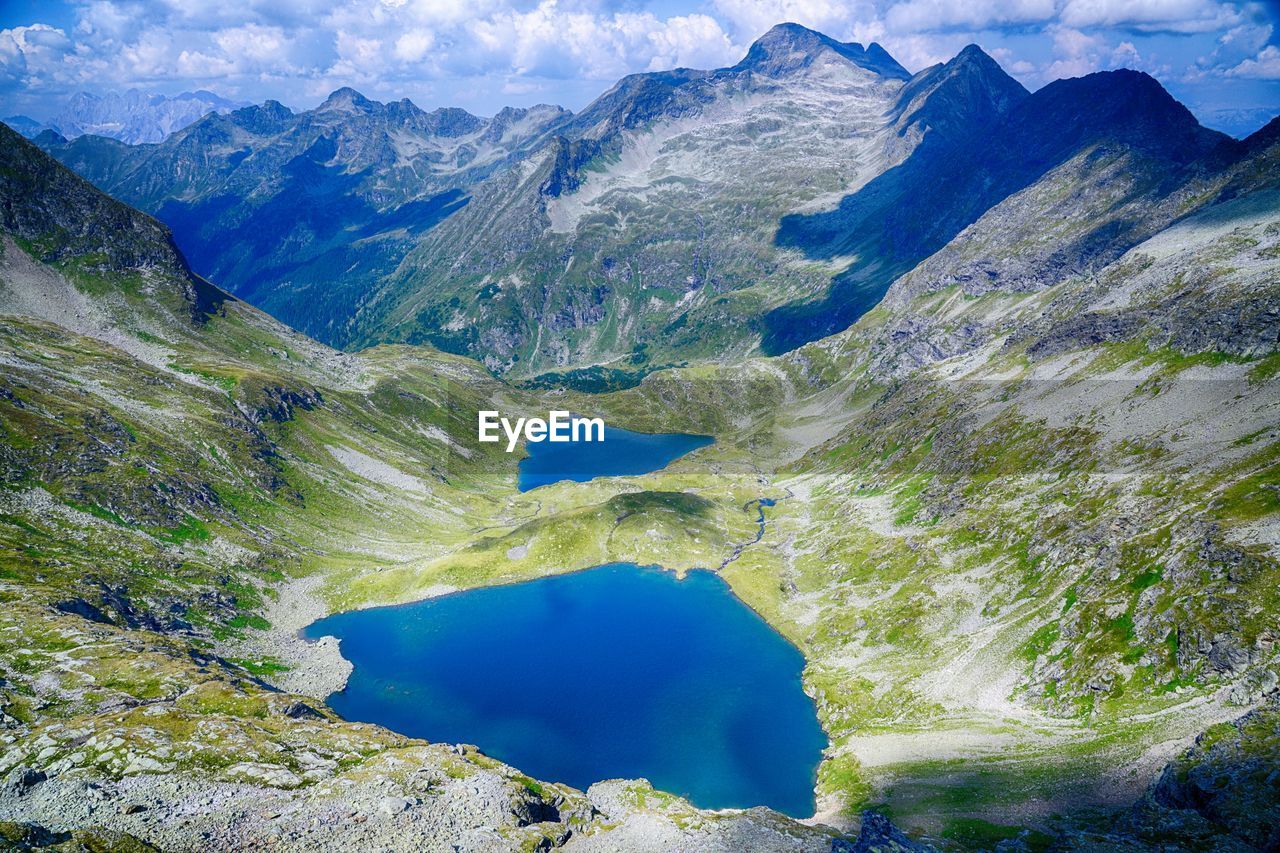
(517, 423), (712, 491)
(303, 563), (826, 816)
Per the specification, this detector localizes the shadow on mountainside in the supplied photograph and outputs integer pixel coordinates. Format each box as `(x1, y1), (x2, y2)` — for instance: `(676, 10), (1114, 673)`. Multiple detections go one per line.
(760, 69), (1237, 356)
(154, 133), (469, 343)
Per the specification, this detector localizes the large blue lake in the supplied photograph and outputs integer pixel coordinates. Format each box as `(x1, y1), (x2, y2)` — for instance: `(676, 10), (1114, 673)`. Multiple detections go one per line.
(517, 422), (712, 491)
(304, 563), (826, 816)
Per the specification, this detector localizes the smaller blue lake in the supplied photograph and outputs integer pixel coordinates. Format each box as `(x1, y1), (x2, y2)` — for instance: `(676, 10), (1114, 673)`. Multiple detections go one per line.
(304, 563), (826, 816)
(517, 422), (712, 491)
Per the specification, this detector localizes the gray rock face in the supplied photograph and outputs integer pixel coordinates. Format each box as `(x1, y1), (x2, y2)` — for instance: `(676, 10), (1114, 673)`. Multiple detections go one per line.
(733, 23), (911, 79)
(34, 88), (571, 346)
(845, 810), (934, 852)
(357, 23), (924, 373)
(1086, 698), (1280, 851)
(3, 768), (46, 799)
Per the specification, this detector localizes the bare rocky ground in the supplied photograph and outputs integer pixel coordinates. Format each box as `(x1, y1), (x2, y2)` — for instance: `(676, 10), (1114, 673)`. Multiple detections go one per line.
(221, 576), (351, 701)
(0, 764), (858, 852)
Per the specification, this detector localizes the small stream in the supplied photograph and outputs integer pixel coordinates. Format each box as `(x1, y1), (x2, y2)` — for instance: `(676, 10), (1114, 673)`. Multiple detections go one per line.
(717, 497), (777, 570)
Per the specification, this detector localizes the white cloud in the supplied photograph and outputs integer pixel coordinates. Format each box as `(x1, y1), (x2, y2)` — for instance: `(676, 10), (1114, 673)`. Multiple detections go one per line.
(1228, 44), (1280, 78)
(75, 1), (139, 41)
(877, 32), (962, 69)
(644, 14), (740, 71)
(1042, 24), (1103, 78)
(1216, 19), (1271, 53)
(885, 0), (1054, 33)
(988, 45), (1036, 77)
(1111, 40), (1141, 65)
(711, 0), (863, 41)
(466, 3), (740, 81)
(394, 29), (435, 63)
(175, 48), (237, 78)
(1060, 0), (1242, 33)
(333, 31), (383, 79)
(0, 24), (72, 67)
(214, 24), (289, 64)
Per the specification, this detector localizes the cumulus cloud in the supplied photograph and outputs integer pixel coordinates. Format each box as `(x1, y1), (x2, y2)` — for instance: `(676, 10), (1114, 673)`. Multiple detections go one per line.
(0, 24), (72, 75)
(1042, 24), (1104, 78)
(1060, 0), (1241, 33)
(0, 0), (1275, 120)
(466, 4), (740, 80)
(1229, 44), (1280, 77)
(885, 0), (1055, 33)
(988, 45), (1036, 77)
(394, 29), (435, 63)
(711, 0), (865, 41)
(644, 14), (740, 71)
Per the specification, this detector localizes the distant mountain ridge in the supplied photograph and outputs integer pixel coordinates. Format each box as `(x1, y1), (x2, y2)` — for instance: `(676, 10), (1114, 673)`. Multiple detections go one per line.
(30, 22), (1278, 377)
(34, 92), (572, 341)
(7, 89), (246, 144)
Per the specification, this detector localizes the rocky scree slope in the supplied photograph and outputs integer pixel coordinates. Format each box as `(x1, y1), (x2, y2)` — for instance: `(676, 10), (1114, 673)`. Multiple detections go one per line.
(0, 124), (861, 851)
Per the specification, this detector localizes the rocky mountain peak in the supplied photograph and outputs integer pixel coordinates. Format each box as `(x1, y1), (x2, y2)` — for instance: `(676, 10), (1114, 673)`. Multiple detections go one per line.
(952, 43), (1006, 74)
(941, 43), (1027, 108)
(492, 104), (569, 125)
(313, 89), (483, 137)
(736, 22), (911, 79)
(318, 87), (374, 113)
(422, 106), (486, 138)
(32, 128), (68, 146)
(7, 89), (244, 144)
(864, 42), (905, 73)
(483, 104), (572, 143)
(1243, 112), (1280, 153)
(64, 91), (99, 111)
(229, 99), (293, 134)
(893, 42), (1028, 139)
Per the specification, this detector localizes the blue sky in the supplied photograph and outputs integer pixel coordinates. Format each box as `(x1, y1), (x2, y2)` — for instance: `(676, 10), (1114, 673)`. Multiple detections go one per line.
(2, 0), (1278, 136)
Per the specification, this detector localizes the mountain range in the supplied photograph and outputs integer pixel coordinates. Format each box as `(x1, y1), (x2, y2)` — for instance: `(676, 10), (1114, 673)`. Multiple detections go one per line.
(24, 23), (1276, 385)
(8, 89), (245, 145)
(0, 21), (1278, 852)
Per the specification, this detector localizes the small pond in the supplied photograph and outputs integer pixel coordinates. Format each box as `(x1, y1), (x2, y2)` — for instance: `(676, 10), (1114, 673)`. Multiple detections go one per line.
(517, 422), (712, 491)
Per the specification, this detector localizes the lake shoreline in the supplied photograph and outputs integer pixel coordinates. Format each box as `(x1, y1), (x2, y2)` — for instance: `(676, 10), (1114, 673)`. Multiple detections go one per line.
(305, 560), (829, 819)
(244, 447), (834, 822)
(220, 574), (353, 701)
